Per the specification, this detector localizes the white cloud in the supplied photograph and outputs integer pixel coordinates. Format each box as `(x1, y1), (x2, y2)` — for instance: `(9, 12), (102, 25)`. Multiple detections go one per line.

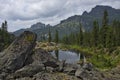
(0, 0), (119, 32)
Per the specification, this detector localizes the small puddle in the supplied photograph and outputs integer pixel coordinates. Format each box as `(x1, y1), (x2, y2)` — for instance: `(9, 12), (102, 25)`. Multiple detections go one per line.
(50, 50), (85, 64)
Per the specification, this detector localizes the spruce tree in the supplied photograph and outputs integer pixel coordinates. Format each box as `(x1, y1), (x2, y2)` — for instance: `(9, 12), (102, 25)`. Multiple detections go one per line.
(48, 27), (51, 43)
(102, 10), (108, 27)
(1, 23), (5, 42)
(4, 20), (7, 31)
(92, 20), (99, 47)
(106, 27), (113, 48)
(79, 24), (83, 46)
(54, 30), (59, 44)
(62, 34), (69, 44)
(100, 10), (108, 47)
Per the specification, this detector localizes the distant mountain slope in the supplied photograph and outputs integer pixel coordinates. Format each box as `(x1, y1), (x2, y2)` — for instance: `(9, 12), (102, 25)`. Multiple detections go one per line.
(59, 5), (120, 30)
(14, 5), (120, 40)
(14, 22), (52, 36)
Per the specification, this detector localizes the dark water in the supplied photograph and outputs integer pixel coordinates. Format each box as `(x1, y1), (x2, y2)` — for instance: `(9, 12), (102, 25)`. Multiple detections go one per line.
(50, 50), (84, 64)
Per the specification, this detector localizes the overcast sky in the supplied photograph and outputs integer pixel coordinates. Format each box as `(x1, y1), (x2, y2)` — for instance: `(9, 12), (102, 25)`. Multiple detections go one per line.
(0, 0), (120, 32)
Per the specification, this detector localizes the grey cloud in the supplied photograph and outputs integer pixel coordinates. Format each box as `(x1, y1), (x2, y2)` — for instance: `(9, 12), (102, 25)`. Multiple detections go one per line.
(0, 0), (119, 32)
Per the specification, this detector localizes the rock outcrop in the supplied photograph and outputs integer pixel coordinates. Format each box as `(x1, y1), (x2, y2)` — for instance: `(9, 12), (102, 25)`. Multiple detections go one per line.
(0, 31), (78, 80)
(0, 31), (37, 79)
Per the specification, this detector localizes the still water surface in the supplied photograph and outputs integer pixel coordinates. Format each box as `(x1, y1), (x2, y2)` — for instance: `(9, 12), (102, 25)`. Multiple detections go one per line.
(50, 50), (83, 64)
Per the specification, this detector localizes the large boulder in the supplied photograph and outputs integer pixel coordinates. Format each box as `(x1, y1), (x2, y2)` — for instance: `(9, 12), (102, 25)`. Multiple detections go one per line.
(0, 31), (37, 73)
(32, 49), (58, 63)
(0, 30), (62, 79)
(75, 64), (105, 80)
(6, 63), (44, 79)
(63, 63), (80, 75)
(32, 72), (80, 80)
(82, 63), (93, 71)
(5, 48), (60, 79)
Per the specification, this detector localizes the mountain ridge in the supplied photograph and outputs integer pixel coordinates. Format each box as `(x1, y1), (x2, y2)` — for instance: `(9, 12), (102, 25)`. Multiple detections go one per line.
(14, 5), (120, 40)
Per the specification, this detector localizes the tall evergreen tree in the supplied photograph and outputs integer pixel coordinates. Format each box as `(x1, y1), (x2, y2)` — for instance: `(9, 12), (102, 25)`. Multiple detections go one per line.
(106, 27), (113, 48)
(48, 27), (52, 43)
(0, 21), (15, 51)
(1, 23), (5, 42)
(62, 34), (69, 44)
(54, 30), (59, 44)
(102, 10), (108, 27)
(100, 10), (109, 47)
(4, 20), (8, 31)
(92, 20), (99, 47)
(79, 24), (83, 46)
(112, 20), (120, 46)
(1, 23), (5, 31)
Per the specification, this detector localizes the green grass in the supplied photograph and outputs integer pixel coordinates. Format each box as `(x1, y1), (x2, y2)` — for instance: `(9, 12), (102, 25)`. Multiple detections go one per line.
(61, 45), (94, 56)
(60, 44), (120, 70)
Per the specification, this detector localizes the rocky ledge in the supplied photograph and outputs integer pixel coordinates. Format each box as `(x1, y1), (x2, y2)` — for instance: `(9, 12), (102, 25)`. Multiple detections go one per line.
(0, 31), (118, 80)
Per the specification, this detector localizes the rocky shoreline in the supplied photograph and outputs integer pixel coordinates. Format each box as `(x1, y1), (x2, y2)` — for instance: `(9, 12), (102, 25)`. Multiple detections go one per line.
(0, 31), (119, 80)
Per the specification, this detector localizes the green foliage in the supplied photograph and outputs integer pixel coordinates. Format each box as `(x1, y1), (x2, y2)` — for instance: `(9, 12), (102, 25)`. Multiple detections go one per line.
(100, 10), (109, 47)
(61, 44), (120, 69)
(89, 49), (120, 69)
(102, 10), (108, 27)
(61, 10), (120, 48)
(62, 34), (69, 44)
(106, 27), (113, 48)
(54, 30), (59, 44)
(89, 54), (112, 69)
(92, 20), (99, 46)
(79, 24), (83, 46)
(48, 27), (52, 43)
(0, 21), (15, 51)
(60, 10), (120, 69)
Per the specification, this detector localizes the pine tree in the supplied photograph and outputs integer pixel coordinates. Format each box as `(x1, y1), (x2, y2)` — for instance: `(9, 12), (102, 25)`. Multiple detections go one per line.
(92, 20), (99, 47)
(4, 20), (7, 31)
(106, 27), (113, 48)
(48, 27), (52, 43)
(83, 31), (91, 47)
(62, 34), (69, 44)
(102, 10), (108, 27)
(112, 20), (120, 46)
(0, 21), (15, 51)
(100, 10), (109, 47)
(1, 23), (5, 42)
(1, 23), (5, 31)
(79, 24), (83, 46)
(54, 30), (59, 44)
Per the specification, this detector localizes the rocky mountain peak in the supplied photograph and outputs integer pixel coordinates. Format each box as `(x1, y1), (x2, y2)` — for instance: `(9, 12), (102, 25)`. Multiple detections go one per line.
(82, 11), (88, 16)
(30, 22), (46, 30)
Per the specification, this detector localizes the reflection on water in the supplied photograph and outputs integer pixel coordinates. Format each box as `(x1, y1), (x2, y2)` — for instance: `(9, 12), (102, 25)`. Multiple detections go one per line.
(55, 50), (59, 60)
(50, 50), (84, 64)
